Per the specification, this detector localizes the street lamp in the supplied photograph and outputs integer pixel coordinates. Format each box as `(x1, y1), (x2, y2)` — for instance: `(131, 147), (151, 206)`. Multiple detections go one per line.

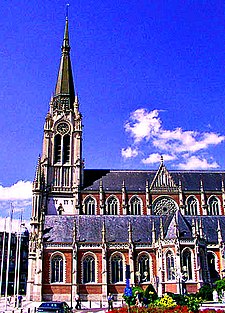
(135, 271), (141, 285)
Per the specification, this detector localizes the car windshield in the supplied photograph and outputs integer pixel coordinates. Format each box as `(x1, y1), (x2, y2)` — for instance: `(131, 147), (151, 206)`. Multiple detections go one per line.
(40, 302), (62, 308)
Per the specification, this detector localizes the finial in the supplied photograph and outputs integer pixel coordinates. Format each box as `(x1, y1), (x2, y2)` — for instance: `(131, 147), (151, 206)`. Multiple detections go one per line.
(66, 3), (69, 20)
(161, 155), (164, 164)
(62, 8), (70, 51)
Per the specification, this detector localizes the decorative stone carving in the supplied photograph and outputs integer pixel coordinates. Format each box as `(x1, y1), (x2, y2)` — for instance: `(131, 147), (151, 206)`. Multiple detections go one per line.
(153, 197), (177, 215)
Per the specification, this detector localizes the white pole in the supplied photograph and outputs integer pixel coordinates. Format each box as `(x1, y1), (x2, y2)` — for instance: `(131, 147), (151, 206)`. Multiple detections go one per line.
(4, 204), (13, 311)
(0, 218), (6, 296)
(16, 216), (24, 308)
(13, 226), (20, 307)
(16, 229), (22, 308)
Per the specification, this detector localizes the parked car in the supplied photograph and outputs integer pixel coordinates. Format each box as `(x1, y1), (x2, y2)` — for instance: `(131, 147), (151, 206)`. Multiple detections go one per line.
(37, 301), (72, 313)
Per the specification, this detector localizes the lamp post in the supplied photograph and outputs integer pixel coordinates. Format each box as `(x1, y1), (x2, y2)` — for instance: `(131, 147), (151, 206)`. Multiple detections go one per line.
(170, 267), (182, 294)
(135, 271), (141, 285)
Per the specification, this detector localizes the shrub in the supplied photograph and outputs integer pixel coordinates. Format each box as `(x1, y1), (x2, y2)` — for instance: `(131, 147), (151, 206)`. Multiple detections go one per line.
(154, 294), (177, 309)
(166, 292), (186, 306)
(185, 294), (202, 313)
(197, 284), (213, 301)
(123, 285), (143, 306)
(215, 279), (225, 297)
(143, 284), (158, 303)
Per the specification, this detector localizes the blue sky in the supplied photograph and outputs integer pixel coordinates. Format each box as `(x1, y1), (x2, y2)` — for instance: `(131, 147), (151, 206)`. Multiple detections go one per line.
(0, 1), (224, 222)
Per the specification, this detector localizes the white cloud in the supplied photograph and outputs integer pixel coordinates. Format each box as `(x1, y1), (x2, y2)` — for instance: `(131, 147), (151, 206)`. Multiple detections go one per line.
(0, 217), (30, 232)
(0, 181), (32, 222)
(142, 153), (176, 164)
(121, 147), (138, 158)
(122, 108), (225, 169)
(178, 156), (219, 170)
(124, 109), (161, 143)
(0, 180), (32, 200)
(153, 129), (224, 154)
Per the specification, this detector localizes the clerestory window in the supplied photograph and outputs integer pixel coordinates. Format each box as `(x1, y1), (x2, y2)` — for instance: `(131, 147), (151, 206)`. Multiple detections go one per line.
(130, 197), (141, 215)
(208, 196), (220, 215)
(106, 197), (118, 215)
(186, 196), (198, 215)
(84, 197), (96, 215)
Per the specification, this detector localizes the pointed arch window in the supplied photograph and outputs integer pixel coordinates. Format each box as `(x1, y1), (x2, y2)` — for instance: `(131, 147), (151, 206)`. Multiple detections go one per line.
(63, 135), (70, 164)
(186, 196), (198, 215)
(199, 248), (206, 281)
(51, 255), (64, 283)
(138, 254), (150, 283)
(84, 197), (96, 215)
(166, 251), (175, 281)
(54, 134), (62, 163)
(208, 196), (220, 215)
(54, 123), (71, 165)
(83, 255), (95, 283)
(130, 197), (141, 215)
(182, 249), (192, 280)
(207, 252), (220, 282)
(111, 254), (123, 283)
(107, 197), (118, 215)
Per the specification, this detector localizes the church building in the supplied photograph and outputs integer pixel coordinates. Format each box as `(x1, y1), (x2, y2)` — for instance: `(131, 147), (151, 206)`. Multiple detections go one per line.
(27, 18), (225, 302)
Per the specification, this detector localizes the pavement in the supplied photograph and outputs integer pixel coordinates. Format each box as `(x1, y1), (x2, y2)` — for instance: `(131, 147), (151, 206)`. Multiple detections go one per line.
(0, 298), (120, 313)
(1, 298), (225, 313)
(201, 302), (225, 310)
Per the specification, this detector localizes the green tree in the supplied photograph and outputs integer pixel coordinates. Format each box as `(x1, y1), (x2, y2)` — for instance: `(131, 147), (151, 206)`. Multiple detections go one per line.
(215, 278), (225, 297)
(143, 284), (158, 303)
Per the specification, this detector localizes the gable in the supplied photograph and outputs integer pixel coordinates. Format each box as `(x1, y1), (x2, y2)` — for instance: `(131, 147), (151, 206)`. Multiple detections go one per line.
(150, 162), (178, 192)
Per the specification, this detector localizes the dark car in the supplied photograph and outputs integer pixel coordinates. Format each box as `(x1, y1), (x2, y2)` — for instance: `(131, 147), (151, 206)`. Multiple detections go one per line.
(37, 301), (72, 313)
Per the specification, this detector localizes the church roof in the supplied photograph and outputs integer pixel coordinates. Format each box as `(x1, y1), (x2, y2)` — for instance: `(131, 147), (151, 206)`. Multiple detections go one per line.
(164, 211), (193, 239)
(43, 215), (225, 245)
(82, 169), (225, 192)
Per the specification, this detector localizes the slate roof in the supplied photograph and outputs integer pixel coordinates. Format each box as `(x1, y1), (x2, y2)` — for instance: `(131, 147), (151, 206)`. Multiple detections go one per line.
(43, 215), (225, 245)
(164, 211), (193, 240)
(186, 216), (225, 244)
(82, 169), (225, 192)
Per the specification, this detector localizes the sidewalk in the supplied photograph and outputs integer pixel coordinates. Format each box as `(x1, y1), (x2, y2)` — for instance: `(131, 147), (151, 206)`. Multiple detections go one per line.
(3, 298), (225, 313)
(0, 298), (121, 313)
(200, 301), (225, 310)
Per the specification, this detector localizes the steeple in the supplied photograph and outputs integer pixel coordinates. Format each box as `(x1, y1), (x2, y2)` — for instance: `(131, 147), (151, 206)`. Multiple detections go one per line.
(54, 17), (75, 113)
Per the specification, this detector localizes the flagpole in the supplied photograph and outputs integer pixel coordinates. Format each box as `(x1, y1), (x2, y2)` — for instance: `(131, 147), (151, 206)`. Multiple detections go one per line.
(13, 222), (20, 306)
(4, 203), (13, 311)
(16, 213), (23, 308)
(0, 218), (6, 296)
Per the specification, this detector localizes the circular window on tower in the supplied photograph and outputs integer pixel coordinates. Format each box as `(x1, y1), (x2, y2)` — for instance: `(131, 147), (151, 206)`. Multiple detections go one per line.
(56, 122), (70, 135)
(153, 197), (177, 215)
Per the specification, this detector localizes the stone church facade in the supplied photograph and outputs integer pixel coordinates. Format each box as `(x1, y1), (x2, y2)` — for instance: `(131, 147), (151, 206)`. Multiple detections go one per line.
(27, 18), (225, 302)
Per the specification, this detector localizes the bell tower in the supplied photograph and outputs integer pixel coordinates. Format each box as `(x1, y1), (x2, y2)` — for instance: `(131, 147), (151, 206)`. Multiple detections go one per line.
(27, 17), (82, 300)
(41, 16), (83, 216)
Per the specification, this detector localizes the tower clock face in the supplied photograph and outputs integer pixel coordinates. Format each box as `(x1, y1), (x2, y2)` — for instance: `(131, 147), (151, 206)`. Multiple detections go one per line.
(56, 122), (70, 135)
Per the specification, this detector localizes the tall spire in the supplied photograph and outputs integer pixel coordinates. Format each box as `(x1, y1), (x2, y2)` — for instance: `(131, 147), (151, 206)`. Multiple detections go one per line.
(54, 16), (75, 112)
